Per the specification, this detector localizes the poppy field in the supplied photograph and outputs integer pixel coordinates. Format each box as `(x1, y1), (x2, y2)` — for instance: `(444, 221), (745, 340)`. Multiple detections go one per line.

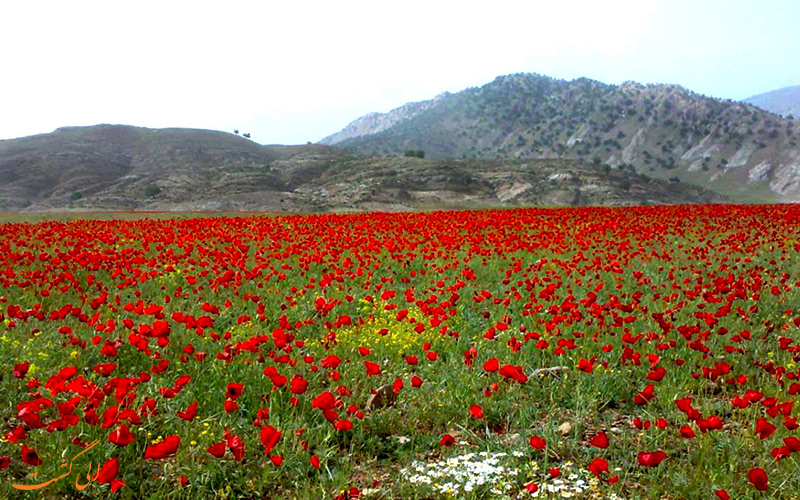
(2, 205), (800, 499)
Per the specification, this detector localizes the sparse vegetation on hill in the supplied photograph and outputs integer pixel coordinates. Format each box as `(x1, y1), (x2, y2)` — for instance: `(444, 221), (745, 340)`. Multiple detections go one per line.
(322, 73), (800, 201)
(0, 125), (726, 212)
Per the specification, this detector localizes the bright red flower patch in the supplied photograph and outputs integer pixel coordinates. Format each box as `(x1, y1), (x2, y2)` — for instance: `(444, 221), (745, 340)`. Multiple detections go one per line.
(2, 205), (800, 497)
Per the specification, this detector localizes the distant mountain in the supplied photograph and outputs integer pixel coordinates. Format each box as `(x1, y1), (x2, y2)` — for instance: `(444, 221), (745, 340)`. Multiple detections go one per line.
(321, 73), (800, 202)
(0, 125), (726, 212)
(744, 85), (800, 118)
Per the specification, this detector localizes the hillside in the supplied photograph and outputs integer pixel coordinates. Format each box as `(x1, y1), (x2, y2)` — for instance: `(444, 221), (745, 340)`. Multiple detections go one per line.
(0, 125), (726, 212)
(744, 85), (800, 118)
(321, 74), (800, 202)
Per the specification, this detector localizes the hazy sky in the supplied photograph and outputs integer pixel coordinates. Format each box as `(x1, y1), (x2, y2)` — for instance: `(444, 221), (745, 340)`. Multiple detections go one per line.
(1, 0), (798, 145)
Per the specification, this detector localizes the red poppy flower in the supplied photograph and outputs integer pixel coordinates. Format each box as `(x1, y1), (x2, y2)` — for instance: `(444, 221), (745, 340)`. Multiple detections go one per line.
(748, 467), (768, 491)
(482, 358), (499, 372)
(525, 483), (538, 493)
(441, 434), (455, 446)
(224, 400), (238, 413)
(633, 384), (656, 405)
(177, 402), (198, 421)
(260, 425), (282, 454)
(312, 391), (337, 411)
(108, 423), (135, 447)
(321, 355), (342, 369)
(0, 456), (9, 469)
(679, 425), (696, 438)
(364, 361), (381, 376)
(714, 490), (730, 500)
(731, 395), (750, 409)
(95, 457), (119, 484)
(225, 383), (243, 400)
(290, 375), (309, 395)
(4, 425), (26, 443)
(578, 358), (593, 373)
(226, 433), (245, 461)
(647, 366), (666, 381)
(207, 441), (227, 458)
(697, 414), (724, 432)
(310, 455), (321, 469)
(589, 431), (609, 449)
(93, 363), (117, 377)
(784, 437), (800, 452)
(549, 467), (560, 478)
(588, 458), (609, 477)
(755, 418), (777, 440)
(143, 435), (180, 459)
(333, 486), (361, 500)
(334, 419), (353, 431)
(745, 390), (764, 402)
(21, 444), (42, 466)
(411, 375), (423, 388)
(637, 450), (667, 467)
(498, 364), (527, 384)
(529, 435), (546, 450)
(469, 404), (484, 419)
(13, 362), (30, 379)
(392, 378), (403, 394)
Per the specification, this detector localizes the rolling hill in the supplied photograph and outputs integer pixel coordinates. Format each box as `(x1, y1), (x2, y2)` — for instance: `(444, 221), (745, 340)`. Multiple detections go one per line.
(0, 124), (726, 212)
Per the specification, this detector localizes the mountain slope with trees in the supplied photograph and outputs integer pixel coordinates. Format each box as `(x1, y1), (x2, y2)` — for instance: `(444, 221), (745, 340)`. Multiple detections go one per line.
(322, 74), (800, 201)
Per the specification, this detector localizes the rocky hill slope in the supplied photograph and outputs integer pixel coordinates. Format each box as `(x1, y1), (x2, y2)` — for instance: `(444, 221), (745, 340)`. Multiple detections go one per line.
(0, 125), (726, 212)
(322, 74), (800, 202)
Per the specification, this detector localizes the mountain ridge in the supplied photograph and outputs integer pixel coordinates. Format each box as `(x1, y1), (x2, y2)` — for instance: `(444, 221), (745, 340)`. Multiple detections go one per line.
(744, 85), (800, 118)
(321, 73), (800, 202)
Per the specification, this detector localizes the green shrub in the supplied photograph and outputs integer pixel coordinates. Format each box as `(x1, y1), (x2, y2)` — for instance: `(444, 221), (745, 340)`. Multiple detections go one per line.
(144, 184), (162, 198)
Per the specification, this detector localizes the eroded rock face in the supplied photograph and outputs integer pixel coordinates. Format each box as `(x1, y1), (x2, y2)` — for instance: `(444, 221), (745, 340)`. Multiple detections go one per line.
(319, 93), (451, 145)
(748, 162), (772, 184)
(770, 162), (800, 195)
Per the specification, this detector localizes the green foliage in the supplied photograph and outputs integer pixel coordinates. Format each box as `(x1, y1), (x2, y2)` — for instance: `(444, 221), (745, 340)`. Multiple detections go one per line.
(144, 184), (162, 198)
(404, 149), (425, 159)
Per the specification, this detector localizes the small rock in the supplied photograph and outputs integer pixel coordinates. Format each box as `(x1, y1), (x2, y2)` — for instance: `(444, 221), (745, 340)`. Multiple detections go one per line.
(365, 384), (396, 412)
(500, 433), (523, 446)
(558, 422), (572, 436)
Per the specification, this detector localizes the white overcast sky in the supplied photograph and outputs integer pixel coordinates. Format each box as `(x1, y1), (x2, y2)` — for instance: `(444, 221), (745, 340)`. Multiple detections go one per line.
(1, 0), (798, 144)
